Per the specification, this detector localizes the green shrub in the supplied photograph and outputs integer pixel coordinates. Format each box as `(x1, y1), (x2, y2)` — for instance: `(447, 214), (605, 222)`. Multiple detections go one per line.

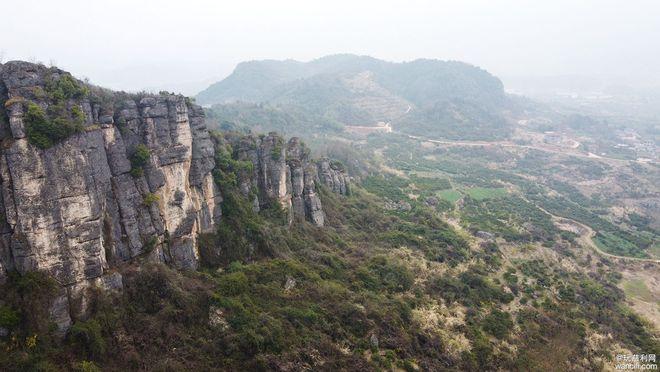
(143, 193), (159, 206)
(280, 305), (321, 326)
(22, 73), (90, 149)
(464, 328), (494, 369)
(131, 144), (150, 167)
(68, 320), (106, 357)
(259, 199), (288, 223)
(143, 236), (158, 252)
(125, 265), (174, 314)
(24, 102), (85, 149)
(130, 167), (144, 178)
(431, 270), (513, 306)
(23, 103), (52, 147)
(212, 191), (270, 263)
(379, 230), (421, 248)
(212, 143), (254, 188)
(0, 105), (7, 126)
(213, 168), (237, 187)
(74, 360), (101, 372)
(0, 305), (19, 329)
(271, 138), (284, 160)
(235, 313), (287, 355)
(218, 272), (250, 295)
(482, 309), (513, 339)
(330, 160), (346, 172)
(198, 232), (222, 267)
(361, 256), (414, 293)
(45, 74), (88, 101)
(71, 105), (85, 126)
(130, 144), (150, 177)
(362, 175), (408, 200)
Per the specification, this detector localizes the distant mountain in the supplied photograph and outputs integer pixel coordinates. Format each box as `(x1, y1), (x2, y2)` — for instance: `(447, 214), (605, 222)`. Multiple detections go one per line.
(197, 54), (512, 140)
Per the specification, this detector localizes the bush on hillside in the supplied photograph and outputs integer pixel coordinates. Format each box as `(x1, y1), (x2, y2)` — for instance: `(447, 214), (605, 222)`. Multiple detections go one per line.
(24, 102), (84, 149)
(130, 144), (151, 177)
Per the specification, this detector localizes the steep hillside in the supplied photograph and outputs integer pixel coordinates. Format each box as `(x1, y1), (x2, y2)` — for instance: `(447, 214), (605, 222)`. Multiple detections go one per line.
(0, 61), (348, 335)
(198, 55), (511, 140)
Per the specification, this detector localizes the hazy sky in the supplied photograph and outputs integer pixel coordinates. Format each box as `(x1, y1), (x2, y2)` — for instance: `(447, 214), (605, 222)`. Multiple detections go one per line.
(2, 0), (659, 94)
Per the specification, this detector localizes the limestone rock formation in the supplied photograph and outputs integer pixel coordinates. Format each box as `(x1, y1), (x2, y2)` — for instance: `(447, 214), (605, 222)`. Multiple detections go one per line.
(287, 137), (325, 226)
(222, 133), (337, 226)
(316, 158), (350, 195)
(0, 62), (221, 332)
(0, 61), (350, 333)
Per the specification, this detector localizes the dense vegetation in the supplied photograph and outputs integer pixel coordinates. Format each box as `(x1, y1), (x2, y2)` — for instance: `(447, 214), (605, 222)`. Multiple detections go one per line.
(461, 196), (560, 243)
(366, 133), (658, 259)
(205, 102), (345, 138)
(200, 54), (512, 141)
(22, 73), (89, 149)
(129, 144), (151, 178)
(197, 55), (504, 107)
(1, 131), (657, 371)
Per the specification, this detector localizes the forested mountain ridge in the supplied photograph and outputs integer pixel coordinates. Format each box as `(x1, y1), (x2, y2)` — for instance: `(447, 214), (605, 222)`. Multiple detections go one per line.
(197, 55), (505, 106)
(198, 54), (512, 140)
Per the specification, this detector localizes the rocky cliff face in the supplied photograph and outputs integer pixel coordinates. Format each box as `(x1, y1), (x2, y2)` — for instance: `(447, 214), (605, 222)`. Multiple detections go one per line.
(225, 133), (335, 226)
(0, 61), (349, 334)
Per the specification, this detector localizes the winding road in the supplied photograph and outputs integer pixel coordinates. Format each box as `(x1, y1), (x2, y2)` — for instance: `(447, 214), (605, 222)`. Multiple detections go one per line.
(531, 200), (660, 264)
(564, 219), (659, 264)
(400, 132), (653, 166)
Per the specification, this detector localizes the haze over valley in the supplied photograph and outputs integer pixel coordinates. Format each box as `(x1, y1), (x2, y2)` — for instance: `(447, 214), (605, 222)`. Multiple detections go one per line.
(0, 1), (658, 371)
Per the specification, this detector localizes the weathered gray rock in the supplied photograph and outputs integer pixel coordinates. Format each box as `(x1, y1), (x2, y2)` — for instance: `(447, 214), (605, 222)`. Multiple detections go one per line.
(0, 62), (221, 332)
(7, 102), (26, 139)
(287, 137), (325, 226)
(50, 289), (72, 338)
(370, 333), (379, 349)
(316, 158), (350, 195)
(425, 196), (439, 206)
(284, 275), (297, 292)
(384, 199), (412, 211)
(223, 134), (337, 227)
(0, 61), (351, 335)
(97, 271), (123, 292)
(475, 230), (495, 240)
(258, 133), (291, 214)
(209, 305), (229, 330)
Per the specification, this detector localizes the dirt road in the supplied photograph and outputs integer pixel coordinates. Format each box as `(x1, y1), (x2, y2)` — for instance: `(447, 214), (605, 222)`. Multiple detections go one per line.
(400, 133), (648, 166)
(534, 202), (660, 264)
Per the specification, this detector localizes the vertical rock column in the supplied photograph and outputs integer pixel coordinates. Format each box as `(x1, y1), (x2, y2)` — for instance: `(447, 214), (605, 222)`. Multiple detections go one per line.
(257, 133), (292, 213)
(286, 137), (324, 226)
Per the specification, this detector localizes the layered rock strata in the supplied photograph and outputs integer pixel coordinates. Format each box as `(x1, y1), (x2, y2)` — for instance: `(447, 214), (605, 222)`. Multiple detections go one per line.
(0, 61), (349, 333)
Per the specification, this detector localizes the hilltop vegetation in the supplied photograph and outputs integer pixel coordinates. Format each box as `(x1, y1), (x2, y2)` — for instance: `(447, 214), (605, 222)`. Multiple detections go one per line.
(200, 54), (512, 140)
(205, 101), (345, 138)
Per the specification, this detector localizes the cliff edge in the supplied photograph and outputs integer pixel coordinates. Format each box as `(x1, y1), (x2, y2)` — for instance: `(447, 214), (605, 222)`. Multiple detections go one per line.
(0, 61), (349, 334)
